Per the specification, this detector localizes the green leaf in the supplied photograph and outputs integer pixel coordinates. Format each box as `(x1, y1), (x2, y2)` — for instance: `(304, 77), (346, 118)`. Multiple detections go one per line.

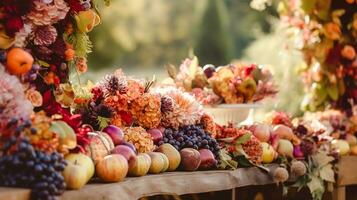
(235, 132), (252, 145)
(312, 83), (327, 106)
(319, 164), (335, 182)
(98, 116), (110, 130)
(37, 60), (50, 67)
(327, 84), (339, 101)
(50, 121), (77, 150)
(311, 152), (334, 167)
(307, 175), (324, 198)
(235, 155), (253, 167)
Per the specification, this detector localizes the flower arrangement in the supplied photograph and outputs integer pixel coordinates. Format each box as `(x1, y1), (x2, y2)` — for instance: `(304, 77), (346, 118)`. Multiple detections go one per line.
(276, 0), (357, 113)
(167, 56), (278, 105)
(0, 0), (108, 199)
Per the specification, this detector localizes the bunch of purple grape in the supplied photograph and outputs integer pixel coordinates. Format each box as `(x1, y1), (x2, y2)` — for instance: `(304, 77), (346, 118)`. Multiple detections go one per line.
(159, 125), (220, 158)
(0, 137), (66, 200)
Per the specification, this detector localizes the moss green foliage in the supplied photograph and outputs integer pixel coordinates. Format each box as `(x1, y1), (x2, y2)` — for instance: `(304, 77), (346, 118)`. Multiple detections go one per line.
(67, 31), (93, 58)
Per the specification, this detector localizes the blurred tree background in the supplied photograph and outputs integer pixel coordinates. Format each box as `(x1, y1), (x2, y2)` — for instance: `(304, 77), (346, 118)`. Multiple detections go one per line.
(88, 0), (276, 69)
(86, 0), (304, 116)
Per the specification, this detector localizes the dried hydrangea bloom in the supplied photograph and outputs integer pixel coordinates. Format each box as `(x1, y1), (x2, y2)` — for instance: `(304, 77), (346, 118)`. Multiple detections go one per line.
(0, 65), (33, 130)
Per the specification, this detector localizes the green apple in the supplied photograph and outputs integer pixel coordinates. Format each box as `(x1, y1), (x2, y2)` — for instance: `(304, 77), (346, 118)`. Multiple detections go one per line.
(62, 161), (88, 190)
(65, 153), (95, 181)
(332, 139), (350, 156)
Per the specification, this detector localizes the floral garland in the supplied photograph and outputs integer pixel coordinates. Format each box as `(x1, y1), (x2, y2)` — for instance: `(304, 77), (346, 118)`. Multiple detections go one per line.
(0, 0), (108, 199)
(277, 0), (357, 113)
(166, 56), (278, 105)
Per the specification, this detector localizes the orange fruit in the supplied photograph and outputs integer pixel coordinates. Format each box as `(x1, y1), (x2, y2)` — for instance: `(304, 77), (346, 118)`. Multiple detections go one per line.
(6, 48), (34, 75)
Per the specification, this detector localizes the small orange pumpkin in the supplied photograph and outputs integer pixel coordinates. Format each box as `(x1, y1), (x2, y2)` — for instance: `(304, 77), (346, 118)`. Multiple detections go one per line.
(6, 48), (33, 75)
(96, 154), (128, 182)
(84, 131), (115, 164)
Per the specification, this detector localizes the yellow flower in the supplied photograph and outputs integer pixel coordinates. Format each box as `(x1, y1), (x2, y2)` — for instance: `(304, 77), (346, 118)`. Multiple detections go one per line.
(341, 45), (356, 60)
(324, 23), (341, 40)
(75, 9), (101, 33)
(26, 89), (43, 107)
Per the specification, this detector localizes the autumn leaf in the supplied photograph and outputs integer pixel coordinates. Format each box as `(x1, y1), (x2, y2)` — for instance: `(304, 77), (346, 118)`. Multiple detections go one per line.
(319, 164), (335, 183)
(311, 152), (334, 167)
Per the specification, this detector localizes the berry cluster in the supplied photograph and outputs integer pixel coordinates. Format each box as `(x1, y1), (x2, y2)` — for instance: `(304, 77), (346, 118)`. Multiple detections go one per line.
(159, 125), (220, 158)
(0, 137), (66, 200)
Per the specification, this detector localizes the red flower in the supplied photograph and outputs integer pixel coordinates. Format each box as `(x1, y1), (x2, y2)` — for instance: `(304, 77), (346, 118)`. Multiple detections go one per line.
(118, 111), (133, 125)
(243, 64), (257, 77)
(66, 0), (85, 13)
(42, 90), (82, 129)
(5, 17), (23, 36)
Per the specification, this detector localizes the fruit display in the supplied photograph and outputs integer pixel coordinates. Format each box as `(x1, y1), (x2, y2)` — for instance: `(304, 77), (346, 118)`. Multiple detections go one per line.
(159, 125), (220, 159)
(0, 137), (67, 199)
(166, 56), (278, 105)
(1, 0), (357, 199)
(217, 124), (263, 165)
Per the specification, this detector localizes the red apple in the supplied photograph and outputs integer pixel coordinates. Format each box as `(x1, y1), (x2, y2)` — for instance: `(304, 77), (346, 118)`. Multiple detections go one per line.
(157, 127), (165, 134)
(147, 128), (163, 144)
(103, 125), (124, 145)
(112, 145), (136, 165)
(180, 148), (201, 171)
(120, 141), (137, 153)
(198, 149), (217, 170)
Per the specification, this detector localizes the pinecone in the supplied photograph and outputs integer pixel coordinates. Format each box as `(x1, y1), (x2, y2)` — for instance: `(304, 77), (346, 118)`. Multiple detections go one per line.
(27, 0), (69, 26)
(130, 93), (161, 129)
(157, 87), (203, 129)
(161, 95), (174, 113)
(33, 25), (58, 46)
(242, 134), (263, 164)
(104, 75), (128, 95)
(200, 113), (217, 138)
(123, 127), (155, 153)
